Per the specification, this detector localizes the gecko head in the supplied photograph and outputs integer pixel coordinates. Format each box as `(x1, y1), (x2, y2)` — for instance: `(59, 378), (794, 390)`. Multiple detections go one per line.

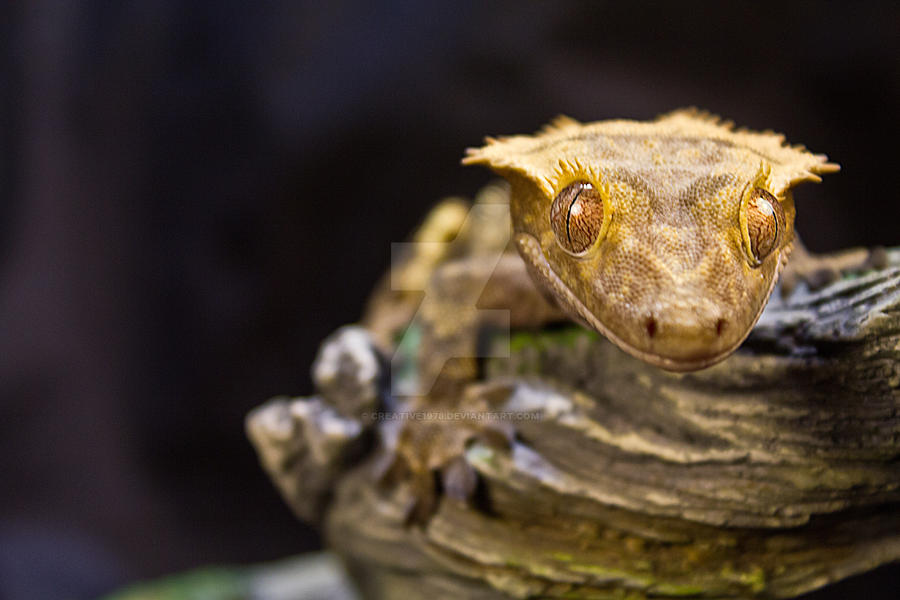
(508, 173), (793, 371)
(464, 110), (838, 371)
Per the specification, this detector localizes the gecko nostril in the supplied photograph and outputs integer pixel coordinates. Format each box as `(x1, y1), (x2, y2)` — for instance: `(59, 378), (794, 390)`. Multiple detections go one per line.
(645, 316), (657, 338)
(715, 319), (727, 337)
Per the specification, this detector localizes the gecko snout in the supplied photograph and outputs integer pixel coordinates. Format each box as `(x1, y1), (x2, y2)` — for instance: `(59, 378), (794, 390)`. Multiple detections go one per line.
(637, 301), (734, 361)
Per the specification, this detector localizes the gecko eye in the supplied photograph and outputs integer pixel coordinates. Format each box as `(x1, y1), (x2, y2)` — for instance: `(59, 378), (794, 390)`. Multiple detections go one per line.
(745, 188), (783, 263)
(550, 181), (604, 254)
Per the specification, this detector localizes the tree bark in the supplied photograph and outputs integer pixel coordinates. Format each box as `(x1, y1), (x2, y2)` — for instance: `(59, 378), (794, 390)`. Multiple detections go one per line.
(248, 247), (900, 599)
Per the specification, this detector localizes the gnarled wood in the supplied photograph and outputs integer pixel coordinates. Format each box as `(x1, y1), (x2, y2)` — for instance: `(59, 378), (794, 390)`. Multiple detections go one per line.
(248, 248), (900, 599)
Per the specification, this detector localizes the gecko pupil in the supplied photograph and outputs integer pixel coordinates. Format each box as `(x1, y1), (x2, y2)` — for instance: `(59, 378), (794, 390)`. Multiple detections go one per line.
(550, 181), (604, 254)
(746, 188), (783, 263)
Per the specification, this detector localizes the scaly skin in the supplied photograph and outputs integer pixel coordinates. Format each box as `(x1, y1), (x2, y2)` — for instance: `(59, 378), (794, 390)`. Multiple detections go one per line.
(464, 109), (839, 370)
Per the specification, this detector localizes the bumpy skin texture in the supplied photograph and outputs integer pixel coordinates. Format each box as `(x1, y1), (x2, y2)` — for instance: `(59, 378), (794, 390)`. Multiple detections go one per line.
(464, 109), (839, 370)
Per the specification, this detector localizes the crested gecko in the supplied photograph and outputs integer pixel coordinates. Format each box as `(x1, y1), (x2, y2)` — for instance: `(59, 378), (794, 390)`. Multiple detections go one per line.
(361, 109), (847, 518)
(463, 108), (839, 371)
(366, 109), (840, 384)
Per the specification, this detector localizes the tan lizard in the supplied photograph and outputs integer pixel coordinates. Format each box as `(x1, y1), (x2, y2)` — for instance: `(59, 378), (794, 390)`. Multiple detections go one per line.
(367, 109), (841, 381)
(361, 110), (847, 517)
(463, 108), (840, 371)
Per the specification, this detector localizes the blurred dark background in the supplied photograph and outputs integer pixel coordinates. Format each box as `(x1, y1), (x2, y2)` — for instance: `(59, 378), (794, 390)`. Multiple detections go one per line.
(0, 2), (897, 599)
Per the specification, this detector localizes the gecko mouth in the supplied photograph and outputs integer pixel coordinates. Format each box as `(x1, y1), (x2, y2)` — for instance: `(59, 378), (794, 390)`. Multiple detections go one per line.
(515, 232), (764, 372)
